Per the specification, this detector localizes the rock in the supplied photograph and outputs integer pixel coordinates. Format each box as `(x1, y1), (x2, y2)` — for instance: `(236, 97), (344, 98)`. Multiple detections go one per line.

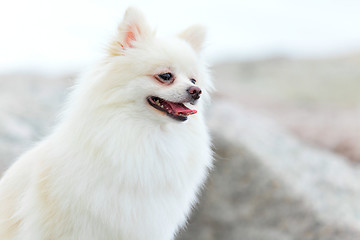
(177, 99), (360, 239)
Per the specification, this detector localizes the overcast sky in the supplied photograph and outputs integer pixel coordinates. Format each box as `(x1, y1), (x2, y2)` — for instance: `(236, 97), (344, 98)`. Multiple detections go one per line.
(0, 0), (360, 73)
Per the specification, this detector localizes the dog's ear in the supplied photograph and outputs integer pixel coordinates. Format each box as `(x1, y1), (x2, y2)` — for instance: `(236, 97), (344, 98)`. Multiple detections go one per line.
(109, 7), (152, 56)
(179, 25), (206, 53)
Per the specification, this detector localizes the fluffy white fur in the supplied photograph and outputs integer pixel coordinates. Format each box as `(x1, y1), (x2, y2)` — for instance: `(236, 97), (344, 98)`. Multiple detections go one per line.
(0, 7), (213, 240)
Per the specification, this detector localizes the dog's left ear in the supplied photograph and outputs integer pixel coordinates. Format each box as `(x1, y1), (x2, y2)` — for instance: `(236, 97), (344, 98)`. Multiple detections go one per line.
(109, 7), (152, 56)
(179, 25), (206, 53)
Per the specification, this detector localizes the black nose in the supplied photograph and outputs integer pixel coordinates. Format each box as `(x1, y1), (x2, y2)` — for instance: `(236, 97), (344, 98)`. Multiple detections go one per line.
(187, 86), (202, 100)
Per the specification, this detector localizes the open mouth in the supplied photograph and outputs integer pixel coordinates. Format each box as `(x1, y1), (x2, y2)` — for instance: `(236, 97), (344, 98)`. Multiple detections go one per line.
(147, 96), (197, 121)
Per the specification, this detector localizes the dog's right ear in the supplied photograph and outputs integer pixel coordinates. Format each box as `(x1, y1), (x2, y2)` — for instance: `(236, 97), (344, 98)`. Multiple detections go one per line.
(108, 7), (152, 56)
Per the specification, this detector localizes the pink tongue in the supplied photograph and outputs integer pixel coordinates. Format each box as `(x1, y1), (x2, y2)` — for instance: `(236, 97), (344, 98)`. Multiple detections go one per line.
(167, 102), (197, 115)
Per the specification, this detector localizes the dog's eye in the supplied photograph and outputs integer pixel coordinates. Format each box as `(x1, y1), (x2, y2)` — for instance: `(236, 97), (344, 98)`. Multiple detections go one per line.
(190, 78), (196, 84)
(158, 73), (173, 81)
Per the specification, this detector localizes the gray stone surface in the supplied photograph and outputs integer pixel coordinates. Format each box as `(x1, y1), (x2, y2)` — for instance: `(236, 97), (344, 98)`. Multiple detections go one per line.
(177, 100), (360, 240)
(179, 136), (359, 240)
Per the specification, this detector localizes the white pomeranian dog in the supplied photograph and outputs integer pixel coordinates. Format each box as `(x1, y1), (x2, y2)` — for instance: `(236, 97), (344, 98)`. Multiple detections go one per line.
(0, 7), (213, 240)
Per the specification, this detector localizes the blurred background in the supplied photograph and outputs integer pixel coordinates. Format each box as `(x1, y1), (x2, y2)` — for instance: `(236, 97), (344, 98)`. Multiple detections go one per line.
(1, 0), (360, 239)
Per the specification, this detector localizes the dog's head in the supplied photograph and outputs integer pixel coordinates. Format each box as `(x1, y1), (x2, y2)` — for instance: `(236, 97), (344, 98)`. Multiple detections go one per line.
(93, 7), (212, 124)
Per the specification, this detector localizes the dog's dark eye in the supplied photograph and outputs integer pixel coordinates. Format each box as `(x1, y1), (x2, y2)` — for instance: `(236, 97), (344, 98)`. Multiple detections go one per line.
(158, 73), (173, 81)
(190, 78), (196, 84)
